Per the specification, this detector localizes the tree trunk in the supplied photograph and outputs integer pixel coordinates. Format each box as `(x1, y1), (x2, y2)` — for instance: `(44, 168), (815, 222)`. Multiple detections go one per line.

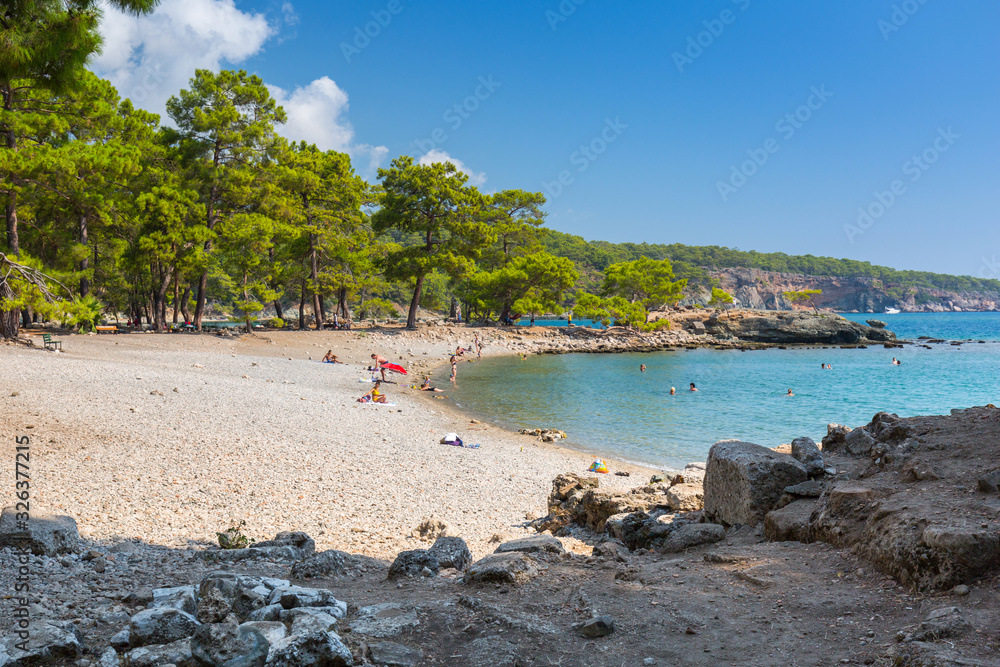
(338, 287), (350, 323)
(407, 275), (425, 329)
(194, 158), (221, 331)
(309, 233), (323, 331)
(172, 272), (180, 324)
(318, 294), (327, 326)
(298, 280), (307, 329)
(449, 297), (458, 319)
(180, 286), (191, 323)
(273, 300), (283, 321)
(78, 213), (89, 297)
(0, 279), (18, 339)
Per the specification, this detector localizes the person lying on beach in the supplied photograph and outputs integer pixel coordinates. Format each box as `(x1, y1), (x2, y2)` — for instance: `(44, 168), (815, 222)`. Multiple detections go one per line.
(358, 380), (388, 403)
(689, 383), (698, 392)
(420, 378), (443, 392)
(322, 350), (341, 363)
(371, 354), (389, 381)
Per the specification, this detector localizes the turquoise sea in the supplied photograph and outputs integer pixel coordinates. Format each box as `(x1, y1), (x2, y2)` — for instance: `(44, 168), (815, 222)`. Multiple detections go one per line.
(442, 312), (1000, 471)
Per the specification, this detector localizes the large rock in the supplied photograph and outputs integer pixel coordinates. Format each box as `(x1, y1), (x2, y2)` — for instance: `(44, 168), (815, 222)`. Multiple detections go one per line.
(239, 621), (286, 647)
(821, 424), (852, 453)
(150, 585), (198, 616)
(291, 550), (347, 579)
(197, 573), (271, 623)
(577, 615), (615, 638)
(387, 550), (439, 579)
(979, 469), (1000, 493)
(283, 607), (341, 635)
(465, 553), (539, 585)
(129, 608), (200, 648)
(764, 500), (818, 543)
(125, 638), (196, 667)
(665, 483), (704, 511)
(660, 523), (725, 553)
(428, 536), (472, 571)
(268, 586), (345, 616)
(703, 440), (809, 527)
(844, 428), (876, 456)
(790, 437), (825, 477)
(0, 620), (83, 664)
(494, 535), (564, 555)
(349, 604), (419, 639)
(250, 531), (315, 558)
(264, 632), (353, 666)
(0, 507), (79, 556)
(369, 642), (424, 667)
(190, 621), (269, 667)
(703, 311), (896, 344)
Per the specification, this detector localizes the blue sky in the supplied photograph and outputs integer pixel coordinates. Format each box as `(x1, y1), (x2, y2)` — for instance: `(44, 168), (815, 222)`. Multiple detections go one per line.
(93, 0), (1000, 277)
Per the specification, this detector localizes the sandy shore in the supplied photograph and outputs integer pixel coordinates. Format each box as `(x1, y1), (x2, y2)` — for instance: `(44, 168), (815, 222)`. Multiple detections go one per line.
(0, 327), (660, 560)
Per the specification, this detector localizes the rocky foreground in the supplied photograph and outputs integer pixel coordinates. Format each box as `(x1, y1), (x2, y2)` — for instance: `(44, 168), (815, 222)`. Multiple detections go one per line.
(2, 406), (998, 666)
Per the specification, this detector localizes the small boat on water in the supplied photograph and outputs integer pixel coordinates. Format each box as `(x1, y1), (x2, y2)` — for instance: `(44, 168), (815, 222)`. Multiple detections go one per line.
(884, 307), (901, 314)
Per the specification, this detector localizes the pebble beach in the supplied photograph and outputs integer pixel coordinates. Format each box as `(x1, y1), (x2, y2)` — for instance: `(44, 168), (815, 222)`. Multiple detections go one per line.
(0, 328), (657, 560)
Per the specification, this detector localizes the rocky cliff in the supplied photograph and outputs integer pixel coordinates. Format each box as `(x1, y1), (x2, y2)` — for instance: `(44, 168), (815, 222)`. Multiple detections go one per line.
(682, 267), (1000, 312)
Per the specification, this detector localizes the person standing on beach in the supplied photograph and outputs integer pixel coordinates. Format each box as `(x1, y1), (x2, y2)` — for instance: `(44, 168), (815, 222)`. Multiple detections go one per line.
(474, 333), (482, 359)
(371, 353), (389, 381)
(449, 354), (458, 382)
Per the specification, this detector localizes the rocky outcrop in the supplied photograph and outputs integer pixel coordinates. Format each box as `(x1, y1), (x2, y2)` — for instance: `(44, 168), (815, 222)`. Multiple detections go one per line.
(702, 311), (895, 345)
(0, 508), (79, 556)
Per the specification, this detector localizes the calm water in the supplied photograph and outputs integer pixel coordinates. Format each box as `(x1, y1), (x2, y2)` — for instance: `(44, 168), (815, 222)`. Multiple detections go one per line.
(443, 313), (1000, 471)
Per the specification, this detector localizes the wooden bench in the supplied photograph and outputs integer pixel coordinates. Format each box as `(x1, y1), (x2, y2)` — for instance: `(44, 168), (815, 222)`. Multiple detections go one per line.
(96, 326), (118, 334)
(41, 333), (62, 350)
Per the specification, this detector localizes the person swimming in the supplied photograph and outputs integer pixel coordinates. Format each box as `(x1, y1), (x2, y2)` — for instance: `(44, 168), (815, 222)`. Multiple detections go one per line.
(322, 350), (341, 363)
(786, 389), (795, 397)
(892, 357), (901, 365)
(640, 364), (646, 373)
(670, 387), (676, 395)
(689, 383), (698, 392)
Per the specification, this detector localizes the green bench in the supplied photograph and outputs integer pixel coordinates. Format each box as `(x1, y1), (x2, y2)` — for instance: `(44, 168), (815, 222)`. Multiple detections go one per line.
(41, 333), (62, 350)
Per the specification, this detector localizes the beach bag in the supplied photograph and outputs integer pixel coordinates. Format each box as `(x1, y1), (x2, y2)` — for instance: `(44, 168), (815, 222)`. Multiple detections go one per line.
(589, 458), (609, 474)
(440, 433), (463, 447)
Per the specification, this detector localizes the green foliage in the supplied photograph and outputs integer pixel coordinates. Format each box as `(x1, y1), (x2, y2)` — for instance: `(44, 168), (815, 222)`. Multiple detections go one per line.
(601, 256), (686, 320)
(267, 317), (285, 329)
(459, 251), (577, 322)
(360, 298), (399, 320)
(783, 289), (823, 313)
(708, 287), (734, 308)
(216, 520), (251, 550)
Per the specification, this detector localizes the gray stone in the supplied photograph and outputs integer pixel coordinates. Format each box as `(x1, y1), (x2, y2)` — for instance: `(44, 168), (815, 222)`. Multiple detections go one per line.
(592, 541), (629, 562)
(109, 628), (130, 650)
(369, 641), (423, 667)
(0, 507), (79, 556)
(577, 615), (615, 638)
(978, 469), (1000, 493)
(190, 621), (269, 667)
(282, 608), (340, 635)
(238, 622), (286, 647)
(703, 440), (809, 527)
(764, 500), (818, 543)
(790, 437), (825, 477)
(267, 585), (342, 612)
(264, 632), (352, 667)
(125, 638), (195, 667)
(129, 608), (200, 648)
(97, 647), (120, 667)
(206, 546), (301, 562)
(665, 483), (704, 511)
(428, 535), (472, 571)
(151, 585), (198, 616)
(197, 573), (270, 622)
(844, 428), (876, 456)
(907, 607), (971, 642)
(866, 319), (887, 328)
(784, 480), (826, 497)
(290, 550), (347, 579)
(660, 523), (726, 553)
(387, 550), (439, 579)
(250, 531), (315, 558)
(465, 552), (539, 585)
(244, 605), (283, 623)
(349, 604), (420, 638)
(494, 535), (565, 555)
(0, 620), (83, 664)
(821, 424), (852, 452)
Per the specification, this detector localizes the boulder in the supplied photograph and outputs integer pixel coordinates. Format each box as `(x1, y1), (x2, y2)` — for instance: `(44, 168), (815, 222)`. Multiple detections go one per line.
(239, 621), (286, 647)
(245, 605), (283, 623)
(190, 622), (269, 667)
(206, 546), (301, 562)
(978, 469), (1000, 493)
(465, 552), (539, 585)
(129, 608), (200, 648)
(109, 628), (130, 650)
(369, 642), (424, 667)
(291, 550), (347, 579)
(821, 424), (852, 453)
(349, 604), (420, 639)
(284, 608), (340, 636)
(592, 541), (630, 562)
(790, 437), (825, 477)
(125, 638), (195, 667)
(269, 586), (345, 616)
(0, 507), (79, 555)
(665, 483), (704, 511)
(783, 480), (826, 498)
(387, 550), (440, 579)
(151, 585), (198, 616)
(866, 319), (887, 328)
(764, 500), (818, 543)
(906, 607), (971, 642)
(263, 632), (352, 667)
(0, 620), (83, 664)
(660, 523), (726, 553)
(97, 646), (120, 667)
(577, 615), (615, 638)
(197, 573), (269, 623)
(703, 440), (808, 527)
(844, 428), (876, 456)
(494, 535), (565, 555)
(428, 536), (472, 571)
(249, 531), (315, 558)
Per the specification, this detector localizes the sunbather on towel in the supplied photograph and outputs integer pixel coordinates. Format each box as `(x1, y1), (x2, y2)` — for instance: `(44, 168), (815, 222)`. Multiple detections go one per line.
(322, 350), (342, 363)
(358, 380), (388, 403)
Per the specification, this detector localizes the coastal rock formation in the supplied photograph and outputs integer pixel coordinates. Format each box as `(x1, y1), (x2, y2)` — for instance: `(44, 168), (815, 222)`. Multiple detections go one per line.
(701, 311), (895, 345)
(703, 440), (809, 527)
(0, 508), (79, 556)
(766, 406), (1000, 591)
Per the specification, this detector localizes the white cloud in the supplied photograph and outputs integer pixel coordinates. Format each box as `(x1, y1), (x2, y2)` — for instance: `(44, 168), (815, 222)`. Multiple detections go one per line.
(418, 149), (487, 187)
(267, 77), (389, 176)
(91, 0), (275, 121)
